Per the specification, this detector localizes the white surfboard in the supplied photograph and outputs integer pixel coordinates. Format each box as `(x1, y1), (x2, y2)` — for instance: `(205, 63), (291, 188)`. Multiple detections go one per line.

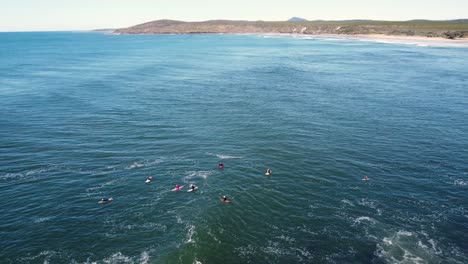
(171, 186), (184, 191)
(98, 197), (113, 204)
(265, 173), (270, 176)
(187, 187), (198, 192)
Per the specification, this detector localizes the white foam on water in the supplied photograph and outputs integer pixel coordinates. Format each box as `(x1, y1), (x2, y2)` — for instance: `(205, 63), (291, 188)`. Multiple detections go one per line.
(454, 179), (467, 186)
(139, 251), (150, 264)
(85, 179), (119, 197)
(357, 198), (377, 209)
(206, 152), (243, 159)
(193, 260), (202, 264)
(353, 216), (377, 225)
(20, 250), (61, 263)
(176, 214), (183, 224)
(1, 167), (50, 181)
(184, 170), (212, 180)
(185, 224), (196, 244)
(216, 154), (243, 159)
(276, 234), (296, 243)
(397, 230), (413, 237)
(293, 247), (313, 260)
(34, 216), (55, 223)
(120, 222), (167, 232)
(235, 244), (256, 257)
(207, 230), (221, 244)
(125, 159), (162, 170)
(102, 252), (133, 264)
(341, 199), (355, 207)
(375, 230), (443, 264)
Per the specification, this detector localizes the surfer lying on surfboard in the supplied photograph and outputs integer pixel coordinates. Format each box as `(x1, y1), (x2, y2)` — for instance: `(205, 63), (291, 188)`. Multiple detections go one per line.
(188, 184), (197, 192)
(265, 168), (271, 176)
(172, 184), (184, 191)
(145, 176), (153, 183)
(220, 196), (230, 203)
(98, 197), (113, 204)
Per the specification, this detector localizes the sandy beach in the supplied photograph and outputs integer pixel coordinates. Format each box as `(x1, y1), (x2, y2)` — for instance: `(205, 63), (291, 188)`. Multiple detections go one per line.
(262, 33), (468, 47)
(350, 34), (468, 47)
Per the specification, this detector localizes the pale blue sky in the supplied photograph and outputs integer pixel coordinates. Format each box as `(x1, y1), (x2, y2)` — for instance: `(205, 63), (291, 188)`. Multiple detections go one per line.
(1, 0), (467, 31)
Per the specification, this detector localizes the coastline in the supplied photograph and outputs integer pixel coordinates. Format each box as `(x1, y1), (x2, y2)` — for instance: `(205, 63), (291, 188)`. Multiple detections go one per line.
(259, 33), (468, 47)
(350, 34), (468, 47)
(112, 30), (468, 47)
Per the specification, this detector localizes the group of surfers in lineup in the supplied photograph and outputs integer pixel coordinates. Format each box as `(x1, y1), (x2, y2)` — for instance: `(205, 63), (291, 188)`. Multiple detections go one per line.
(98, 163), (273, 204)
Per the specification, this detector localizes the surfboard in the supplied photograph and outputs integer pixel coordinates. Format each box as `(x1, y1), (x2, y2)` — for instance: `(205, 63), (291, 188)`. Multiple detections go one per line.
(171, 186), (184, 191)
(265, 173), (270, 176)
(145, 179), (151, 183)
(220, 198), (231, 203)
(187, 187), (198, 192)
(98, 197), (113, 204)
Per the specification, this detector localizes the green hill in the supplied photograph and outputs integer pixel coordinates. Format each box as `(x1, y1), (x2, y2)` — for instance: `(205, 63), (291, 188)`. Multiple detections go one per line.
(114, 19), (468, 39)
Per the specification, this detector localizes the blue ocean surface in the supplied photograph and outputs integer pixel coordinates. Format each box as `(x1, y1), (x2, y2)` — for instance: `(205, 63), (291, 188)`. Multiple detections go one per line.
(0, 32), (467, 264)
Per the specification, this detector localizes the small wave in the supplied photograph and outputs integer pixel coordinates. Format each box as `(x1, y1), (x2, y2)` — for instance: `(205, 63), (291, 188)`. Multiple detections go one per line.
(454, 179), (467, 186)
(341, 199), (355, 207)
(216, 154), (242, 159)
(276, 234), (296, 243)
(125, 159), (162, 170)
(1, 167), (50, 181)
(176, 214), (183, 224)
(33, 216), (55, 223)
(120, 222), (167, 232)
(261, 242), (290, 256)
(357, 198), (377, 209)
(186, 224), (196, 244)
(85, 179), (118, 196)
(207, 152), (243, 159)
(397, 230), (413, 237)
(20, 250), (62, 263)
(102, 252), (133, 264)
(353, 216), (377, 225)
(184, 170), (212, 180)
(139, 251), (150, 264)
(375, 230), (443, 264)
(235, 244), (256, 257)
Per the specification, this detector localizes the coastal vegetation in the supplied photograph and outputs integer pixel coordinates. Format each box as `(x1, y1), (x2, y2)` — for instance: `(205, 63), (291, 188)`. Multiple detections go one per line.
(114, 19), (468, 39)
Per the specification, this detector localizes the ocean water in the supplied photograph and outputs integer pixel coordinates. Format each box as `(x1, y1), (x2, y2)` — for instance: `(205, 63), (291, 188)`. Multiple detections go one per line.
(0, 32), (467, 264)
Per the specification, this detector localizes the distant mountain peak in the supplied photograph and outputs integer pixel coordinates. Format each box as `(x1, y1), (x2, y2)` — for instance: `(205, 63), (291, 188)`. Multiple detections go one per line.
(288, 17), (308, 22)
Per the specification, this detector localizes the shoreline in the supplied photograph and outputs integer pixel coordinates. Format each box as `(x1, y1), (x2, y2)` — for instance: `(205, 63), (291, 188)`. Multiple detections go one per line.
(259, 33), (468, 47)
(112, 31), (468, 47)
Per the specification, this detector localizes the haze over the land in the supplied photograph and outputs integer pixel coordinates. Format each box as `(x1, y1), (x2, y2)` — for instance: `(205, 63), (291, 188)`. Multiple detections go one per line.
(1, 0), (468, 31)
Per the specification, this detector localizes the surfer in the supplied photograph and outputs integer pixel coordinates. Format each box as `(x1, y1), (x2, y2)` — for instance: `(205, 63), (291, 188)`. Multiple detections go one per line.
(220, 195), (230, 203)
(362, 176), (369, 181)
(218, 163), (224, 169)
(98, 197), (113, 204)
(190, 184), (196, 191)
(146, 176), (153, 183)
(266, 168), (271, 175)
(175, 184), (181, 191)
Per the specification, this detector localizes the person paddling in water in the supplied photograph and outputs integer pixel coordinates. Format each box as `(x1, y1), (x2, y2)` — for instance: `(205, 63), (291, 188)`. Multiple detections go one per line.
(175, 184), (181, 191)
(266, 168), (272, 175)
(218, 163), (224, 169)
(220, 195), (230, 203)
(98, 197), (113, 204)
(362, 176), (369, 181)
(190, 184), (196, 191)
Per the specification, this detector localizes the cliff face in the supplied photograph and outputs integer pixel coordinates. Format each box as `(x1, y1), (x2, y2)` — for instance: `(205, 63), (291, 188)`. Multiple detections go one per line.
(114, 20), (468, 39)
